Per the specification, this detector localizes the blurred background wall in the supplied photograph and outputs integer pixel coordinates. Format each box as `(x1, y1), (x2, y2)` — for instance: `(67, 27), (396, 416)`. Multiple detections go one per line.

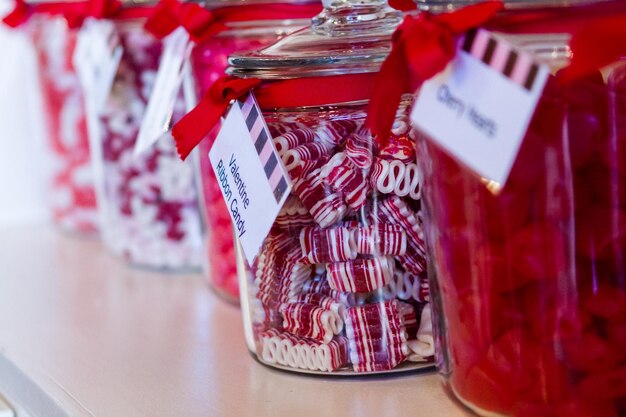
(0, 0), (49, 227)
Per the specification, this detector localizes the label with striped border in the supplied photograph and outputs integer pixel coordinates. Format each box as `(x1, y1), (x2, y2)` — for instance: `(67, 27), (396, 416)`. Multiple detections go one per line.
(411, 28), (549, 188)
(209, 93), (292, 264)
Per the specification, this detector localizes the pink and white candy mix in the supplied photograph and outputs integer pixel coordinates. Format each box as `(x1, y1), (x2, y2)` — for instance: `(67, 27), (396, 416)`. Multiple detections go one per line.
(247, 112), (433, 373)
(31, 17), (99, 234)
(95, 24), (202, 269)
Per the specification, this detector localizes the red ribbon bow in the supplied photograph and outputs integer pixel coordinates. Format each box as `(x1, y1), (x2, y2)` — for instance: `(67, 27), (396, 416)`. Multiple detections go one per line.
(366, 1), (504, 145)
(172, 76), (261, 160)
(144, 0), (225, 42)
(1, 0), (150, 28)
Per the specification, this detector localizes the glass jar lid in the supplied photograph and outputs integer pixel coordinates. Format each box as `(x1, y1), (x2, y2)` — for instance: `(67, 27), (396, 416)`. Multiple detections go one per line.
(227, 0), (402, 79)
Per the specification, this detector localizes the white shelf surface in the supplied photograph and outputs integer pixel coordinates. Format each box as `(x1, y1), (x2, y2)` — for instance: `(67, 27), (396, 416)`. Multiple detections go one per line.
(0, 224), (470, 417)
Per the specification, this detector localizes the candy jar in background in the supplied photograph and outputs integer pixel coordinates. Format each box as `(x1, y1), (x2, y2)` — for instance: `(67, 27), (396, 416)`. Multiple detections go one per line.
(189, 1), (322, 302)
(87, 11), (204, 270)
(399, 1), (626, 415)
(174, 0), (435, 374)
(18, 13), (99, 235)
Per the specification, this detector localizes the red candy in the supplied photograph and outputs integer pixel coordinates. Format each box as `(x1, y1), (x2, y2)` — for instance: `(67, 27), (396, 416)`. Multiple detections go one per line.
(418, 58), (626, 413)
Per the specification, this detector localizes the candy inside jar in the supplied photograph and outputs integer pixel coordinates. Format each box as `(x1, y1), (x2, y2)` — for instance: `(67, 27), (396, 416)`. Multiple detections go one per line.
(240, 106), (433, 373)
(407, 1), (626, 415)
(91, 19), (203, 270)
(29, 15), (99, 235)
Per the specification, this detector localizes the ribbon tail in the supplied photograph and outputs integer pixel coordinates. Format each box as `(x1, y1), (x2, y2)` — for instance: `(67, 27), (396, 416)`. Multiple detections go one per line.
(2, 0), (31, 27)
(388, 0), (417, 12)
(366, 44), (411, 147)
(559, 17), (626, 84)
(144, 0), (180, 39)
(172, 95), (227, 160)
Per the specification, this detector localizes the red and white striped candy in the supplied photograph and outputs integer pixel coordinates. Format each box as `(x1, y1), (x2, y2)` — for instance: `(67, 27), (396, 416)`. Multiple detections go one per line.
(327, 256), (395, 293)
(316, 119), (358, 147)
(301, 277), (367, 306)
(299, 226), (357, 263)
(320, 153), (369, 210)
(370, 158), (421, 200)
(291, 293), (344, 317)
(379, 131), (415, 163)
(293, 168), (347, 228)
(355, 224), (407, 256)
(273, 128), (316, 155)
(374, 196), (426, 252)
(343, 300), (408, 372)
(280, 302), (343, 343)
(397, 301), (419, 339)
(282, 142), (333, 172)
(398, 242), (427, 276)
(259, 329), (349, 372)
(345, 133), (375, 169)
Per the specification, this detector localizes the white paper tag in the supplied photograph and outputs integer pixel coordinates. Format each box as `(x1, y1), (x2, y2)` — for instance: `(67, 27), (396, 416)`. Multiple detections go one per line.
(134, 28), (192, 156)
(209, 93), (292, 264)
(73, 18), (122, 113)
(411, 29), (550, 187)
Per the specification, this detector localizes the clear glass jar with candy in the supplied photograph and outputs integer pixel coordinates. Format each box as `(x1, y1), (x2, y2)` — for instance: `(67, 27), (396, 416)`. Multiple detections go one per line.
(176, 0), (436, 374)
(406, 0), (626, 415)
(188, 1), (322, 302)
(87, 5), (204, 270)
(5, 10), (100, 235)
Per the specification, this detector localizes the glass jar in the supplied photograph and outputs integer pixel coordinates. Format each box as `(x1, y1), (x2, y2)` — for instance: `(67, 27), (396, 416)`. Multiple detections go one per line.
(412, 1), (626, 415)
(190, 3), (320, 303)
(217, 0), (435, 374)
(91, 18), (203, 270)
(29, 15), (99, 235)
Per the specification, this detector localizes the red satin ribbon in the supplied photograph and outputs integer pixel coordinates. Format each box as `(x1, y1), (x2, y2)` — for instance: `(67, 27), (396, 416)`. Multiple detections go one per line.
(2, 0), (153, 28)
(173, 76), (261, 160)
(172, 73), (378, 160)
(367, 0), (626, 144)
(144, 0), (225, 42)
(144, 0), (322, 42)
(366, 1), (504, 145)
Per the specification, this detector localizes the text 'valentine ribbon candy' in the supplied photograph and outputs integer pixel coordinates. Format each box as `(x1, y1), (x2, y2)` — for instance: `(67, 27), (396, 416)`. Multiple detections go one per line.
(2, 0), (154, 28)
(366, 0), (626, 144)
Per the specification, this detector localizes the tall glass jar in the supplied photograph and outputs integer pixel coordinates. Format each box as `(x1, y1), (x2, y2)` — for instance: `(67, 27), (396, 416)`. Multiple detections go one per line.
(29, 15), (99, 235)
(212, 0), (435, 374)
(89, 16), (204, 270)
(190, 2), (321, 303)
(412, 1), (626, 415)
